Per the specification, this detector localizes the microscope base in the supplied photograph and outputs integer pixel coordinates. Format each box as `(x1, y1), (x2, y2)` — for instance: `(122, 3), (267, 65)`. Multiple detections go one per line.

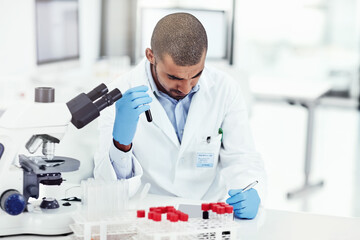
(0, 200), (80, 236)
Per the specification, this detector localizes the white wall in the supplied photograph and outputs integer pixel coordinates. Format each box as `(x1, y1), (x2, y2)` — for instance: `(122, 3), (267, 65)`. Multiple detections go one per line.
(79, 0), (102, 70)
(101, 0), (136, 59)
(0, 0), (101, 77)
(0, 0), (36, 76)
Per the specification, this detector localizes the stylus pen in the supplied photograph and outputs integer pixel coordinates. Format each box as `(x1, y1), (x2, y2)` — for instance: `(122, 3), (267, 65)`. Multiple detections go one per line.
(241, 180), (258, 193)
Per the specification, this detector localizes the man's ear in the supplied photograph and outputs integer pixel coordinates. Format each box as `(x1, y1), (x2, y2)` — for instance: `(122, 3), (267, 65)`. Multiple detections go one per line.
(145, 48), (155, 64)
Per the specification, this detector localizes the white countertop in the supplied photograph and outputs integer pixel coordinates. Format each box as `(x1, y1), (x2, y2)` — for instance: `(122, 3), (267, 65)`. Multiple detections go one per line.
(2, 194), (360, 240)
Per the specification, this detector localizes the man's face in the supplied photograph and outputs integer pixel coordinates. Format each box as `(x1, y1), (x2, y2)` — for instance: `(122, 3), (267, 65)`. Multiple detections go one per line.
(150, 52), (205, 100)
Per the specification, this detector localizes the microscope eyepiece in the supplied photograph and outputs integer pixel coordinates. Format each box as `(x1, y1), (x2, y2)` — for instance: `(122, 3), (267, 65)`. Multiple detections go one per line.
(94, 89), (122, 112)
(86, 83), (108, 102)
(67, 84), (123, 129)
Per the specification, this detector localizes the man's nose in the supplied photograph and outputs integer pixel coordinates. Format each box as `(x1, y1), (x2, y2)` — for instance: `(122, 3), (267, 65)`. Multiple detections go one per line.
(178, 80), (192, 94)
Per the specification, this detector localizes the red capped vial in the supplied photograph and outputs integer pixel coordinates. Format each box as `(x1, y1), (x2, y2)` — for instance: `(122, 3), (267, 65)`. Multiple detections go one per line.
(137, 210), (145, 218)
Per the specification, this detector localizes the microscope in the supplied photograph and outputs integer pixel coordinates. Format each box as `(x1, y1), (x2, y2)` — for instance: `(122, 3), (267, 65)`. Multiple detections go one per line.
(0, 84), (122, 236)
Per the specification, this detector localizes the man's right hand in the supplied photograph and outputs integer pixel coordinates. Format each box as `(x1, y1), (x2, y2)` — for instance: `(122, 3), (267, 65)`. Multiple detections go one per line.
(113, 85), (152, 148)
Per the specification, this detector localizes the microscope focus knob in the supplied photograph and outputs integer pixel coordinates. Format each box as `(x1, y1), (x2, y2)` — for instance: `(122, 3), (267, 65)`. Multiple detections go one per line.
(0, 190), (26, 215)
(26, 185), (38, 197)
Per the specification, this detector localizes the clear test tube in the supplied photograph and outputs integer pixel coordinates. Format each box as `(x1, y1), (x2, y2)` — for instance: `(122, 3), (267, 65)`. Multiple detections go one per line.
(137, 210), (146, 229)
(152, 212), (162, 233)
(101, 180), (107, 218)
(124, 179), (129, 209)
(98, 179), (106, 219)
(148, 210), (155, 231)
(80, 180), (88, 215)
(225, 205), (234, 222)
(179, 212), (189, 231)
(217, 206), (225, 222)
(209, 203), (217, 219)
(85, 180), (90, 219)
(212, 205), (219, 220)
(110, 180), (116, 216)
(169, 213), (179, 232)
(201, 203), (210, 220)
(118, 180), (124, 212)
(87, 180), (95, 220)
(95, 180), (101, 219)
(113, 180), (118, 213)
(165, 212), (172, 232)
(118, 180), (124, 211)
(102, 180), (109, 217)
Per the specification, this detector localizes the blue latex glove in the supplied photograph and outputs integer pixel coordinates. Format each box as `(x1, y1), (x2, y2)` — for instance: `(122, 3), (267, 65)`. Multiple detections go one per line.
(113, 85), (152, 145)
(226, 188), (260, 219)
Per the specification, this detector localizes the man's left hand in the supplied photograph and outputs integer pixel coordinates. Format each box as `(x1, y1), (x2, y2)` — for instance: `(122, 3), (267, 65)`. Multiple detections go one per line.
(226, 188), (260, 219)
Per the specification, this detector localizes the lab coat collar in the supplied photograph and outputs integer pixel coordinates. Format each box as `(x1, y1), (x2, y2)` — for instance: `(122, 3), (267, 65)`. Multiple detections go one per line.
(129, 58), (215, 150)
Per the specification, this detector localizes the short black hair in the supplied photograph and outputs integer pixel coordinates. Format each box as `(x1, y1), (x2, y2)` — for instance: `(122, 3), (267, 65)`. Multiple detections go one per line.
(151, 12), (208, 66)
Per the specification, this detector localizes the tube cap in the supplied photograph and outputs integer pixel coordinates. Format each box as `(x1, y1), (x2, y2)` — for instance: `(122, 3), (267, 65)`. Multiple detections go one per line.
(212, 205), (219, 213)
(148, 211), (154, 220)
(201, 203), (210, 211)
(137, 210), (145, 218)
(179, 213), (189, 222)
(218, 206), (225, 214)
(225, 205), (233, 214)
(153, 213), (162, 222)
(170, 214), (179, 222)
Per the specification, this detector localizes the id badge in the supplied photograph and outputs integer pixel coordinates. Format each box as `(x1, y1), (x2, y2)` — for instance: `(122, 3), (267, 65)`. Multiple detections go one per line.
(195, 133), (221, 169)
(196, 152), (214, 168)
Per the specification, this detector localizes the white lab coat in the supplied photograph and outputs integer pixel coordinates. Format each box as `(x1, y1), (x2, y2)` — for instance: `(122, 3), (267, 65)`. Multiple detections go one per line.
(94, 59), (267, 202)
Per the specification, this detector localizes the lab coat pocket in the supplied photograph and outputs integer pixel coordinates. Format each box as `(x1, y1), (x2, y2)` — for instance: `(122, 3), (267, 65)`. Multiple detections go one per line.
(195, 134), (222, 169)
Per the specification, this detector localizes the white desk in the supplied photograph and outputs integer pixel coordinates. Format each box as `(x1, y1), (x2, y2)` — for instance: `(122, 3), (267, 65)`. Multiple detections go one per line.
(2, 194), (360, 240)
(240, 209), (360, 240)
(250, 78), (332, 198)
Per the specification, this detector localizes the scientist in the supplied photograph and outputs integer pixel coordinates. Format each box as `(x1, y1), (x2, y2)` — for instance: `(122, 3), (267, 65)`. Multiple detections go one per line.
(94, 13), (266, 219)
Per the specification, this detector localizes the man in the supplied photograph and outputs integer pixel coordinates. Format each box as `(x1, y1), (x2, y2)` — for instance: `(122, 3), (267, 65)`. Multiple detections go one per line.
(94, 13), (266, 219)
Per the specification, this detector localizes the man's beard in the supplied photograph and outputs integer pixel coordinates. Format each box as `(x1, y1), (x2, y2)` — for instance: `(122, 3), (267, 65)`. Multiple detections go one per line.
(153, 63), (187, 100)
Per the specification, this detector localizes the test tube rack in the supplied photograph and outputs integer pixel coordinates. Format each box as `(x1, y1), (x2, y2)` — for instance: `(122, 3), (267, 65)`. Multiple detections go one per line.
(70, 211), (137, 240)
(70, 203), (239, 240)
(134, 217), (239, 240)
(80, 178), (129, 220)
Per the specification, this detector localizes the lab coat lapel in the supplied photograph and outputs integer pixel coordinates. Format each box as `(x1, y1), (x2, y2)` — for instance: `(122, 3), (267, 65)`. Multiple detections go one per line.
(180, 71), (214, 153)
(138, 59), (180, 148)
(148, 91), (181, 148)
(132, 59), (180, 148)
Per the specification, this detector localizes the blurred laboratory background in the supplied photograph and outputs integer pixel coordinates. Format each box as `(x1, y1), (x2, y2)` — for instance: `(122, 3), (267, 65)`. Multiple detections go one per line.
(0, 0), (359, 218)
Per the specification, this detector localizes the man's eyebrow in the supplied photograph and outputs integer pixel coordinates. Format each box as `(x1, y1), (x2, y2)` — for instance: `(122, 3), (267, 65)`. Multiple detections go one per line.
(167, 74), (184, 80)
(167, 69), (203, 80)
(191, 70), (203, 79)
